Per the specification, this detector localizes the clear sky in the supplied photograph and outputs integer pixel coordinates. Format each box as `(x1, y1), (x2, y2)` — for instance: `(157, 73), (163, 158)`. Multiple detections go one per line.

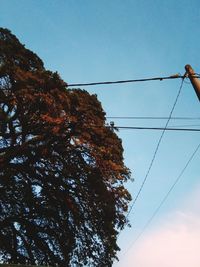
(1, 1), (200, 266)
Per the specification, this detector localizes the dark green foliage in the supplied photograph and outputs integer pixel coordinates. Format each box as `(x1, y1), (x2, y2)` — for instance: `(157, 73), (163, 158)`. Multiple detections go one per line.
(0, 28), (131, 266)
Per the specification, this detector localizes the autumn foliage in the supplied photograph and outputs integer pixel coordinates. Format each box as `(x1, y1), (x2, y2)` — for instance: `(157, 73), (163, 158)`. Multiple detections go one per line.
(0, 28), (131, 266)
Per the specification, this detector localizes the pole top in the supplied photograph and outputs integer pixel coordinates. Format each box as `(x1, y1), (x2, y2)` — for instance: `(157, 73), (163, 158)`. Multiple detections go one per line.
(184, 64), (200, 101)
(185, 64), (195, 75)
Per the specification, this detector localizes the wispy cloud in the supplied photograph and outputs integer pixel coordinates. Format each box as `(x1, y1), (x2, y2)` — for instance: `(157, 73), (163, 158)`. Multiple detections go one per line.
(121, 186), (200, 267)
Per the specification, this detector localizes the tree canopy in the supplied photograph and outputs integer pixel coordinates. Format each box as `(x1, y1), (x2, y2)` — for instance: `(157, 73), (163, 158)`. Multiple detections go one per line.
(0, 28), (131, 266)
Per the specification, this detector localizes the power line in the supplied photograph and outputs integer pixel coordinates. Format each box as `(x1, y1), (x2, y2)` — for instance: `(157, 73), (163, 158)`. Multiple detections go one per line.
(92, 124), (200, 131)
(68, 75), (184, 87)
(126, 78), (185, 219)
(115, 126), (200, 131)
(122, 142), (200, 257)
(68, 74), (200, 87)
(106, 116), (200, 120)
(167, 124), (200, 128)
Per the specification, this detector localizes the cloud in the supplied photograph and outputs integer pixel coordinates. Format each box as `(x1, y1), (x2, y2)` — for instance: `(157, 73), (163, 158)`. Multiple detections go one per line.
(121, 186), (200, 267)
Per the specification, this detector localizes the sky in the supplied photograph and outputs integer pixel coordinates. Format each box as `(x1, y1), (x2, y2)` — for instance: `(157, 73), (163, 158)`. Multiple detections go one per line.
(1, 1), (200, 266)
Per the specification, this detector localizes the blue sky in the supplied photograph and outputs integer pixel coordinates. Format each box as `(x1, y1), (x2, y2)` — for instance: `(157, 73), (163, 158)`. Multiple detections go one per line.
(1, 1), (200, 266)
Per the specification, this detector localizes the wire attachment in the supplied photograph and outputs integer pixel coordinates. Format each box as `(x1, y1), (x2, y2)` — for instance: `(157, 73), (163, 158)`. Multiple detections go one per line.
(170, 73), (181, 78)
(185, 64), (200, 101)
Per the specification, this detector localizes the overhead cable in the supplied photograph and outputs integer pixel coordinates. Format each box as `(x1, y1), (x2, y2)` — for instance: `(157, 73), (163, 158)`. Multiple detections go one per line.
(114, 126), (200, 131)
(106, 116), (200, 120)
(68, 74), (200, 87)
(122, 143), (200, 257)
(126, 78), (185, 219)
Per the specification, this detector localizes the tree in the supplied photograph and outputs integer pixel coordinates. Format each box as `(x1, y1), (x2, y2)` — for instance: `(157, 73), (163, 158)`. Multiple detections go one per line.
(0, 28), (131, 266)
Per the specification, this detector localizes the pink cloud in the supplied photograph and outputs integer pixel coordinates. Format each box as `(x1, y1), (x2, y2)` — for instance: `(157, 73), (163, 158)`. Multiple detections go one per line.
(119, 186), (200, 267)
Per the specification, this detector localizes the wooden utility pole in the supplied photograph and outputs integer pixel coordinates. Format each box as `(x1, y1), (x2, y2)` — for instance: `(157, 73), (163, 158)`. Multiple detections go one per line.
(185, 64), (200, 101)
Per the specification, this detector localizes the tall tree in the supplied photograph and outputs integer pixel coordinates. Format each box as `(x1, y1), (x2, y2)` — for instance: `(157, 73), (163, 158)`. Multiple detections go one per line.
(0, 28), (131, 266)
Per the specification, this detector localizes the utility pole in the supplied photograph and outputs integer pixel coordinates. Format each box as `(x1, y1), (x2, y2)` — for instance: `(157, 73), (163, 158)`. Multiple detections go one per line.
(185, 64), (200, 101)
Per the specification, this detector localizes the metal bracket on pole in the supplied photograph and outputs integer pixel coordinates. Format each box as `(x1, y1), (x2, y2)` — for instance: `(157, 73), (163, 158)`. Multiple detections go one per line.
(185, 64), (200, 101)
